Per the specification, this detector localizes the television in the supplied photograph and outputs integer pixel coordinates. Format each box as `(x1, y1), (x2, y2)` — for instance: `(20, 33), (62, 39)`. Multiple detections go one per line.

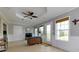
(25, 33), (32, 37)
(3, 31), (7, 35)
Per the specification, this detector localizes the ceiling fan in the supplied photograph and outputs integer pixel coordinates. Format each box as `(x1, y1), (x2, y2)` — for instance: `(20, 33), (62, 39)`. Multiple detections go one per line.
(22, 11), (38, 19)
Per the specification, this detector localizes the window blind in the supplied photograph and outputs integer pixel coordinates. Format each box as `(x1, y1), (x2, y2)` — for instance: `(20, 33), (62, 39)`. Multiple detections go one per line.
(56, 16), (69, 23)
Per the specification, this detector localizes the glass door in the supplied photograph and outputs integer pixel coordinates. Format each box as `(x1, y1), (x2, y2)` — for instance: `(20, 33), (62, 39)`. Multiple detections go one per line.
(35, 28), (38, 36)
(39, 26), (44, 36)
(46, 24), (51, 41)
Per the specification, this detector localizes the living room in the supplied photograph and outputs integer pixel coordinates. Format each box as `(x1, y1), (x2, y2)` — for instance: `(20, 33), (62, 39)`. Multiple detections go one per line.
(0, 7), (79, 52)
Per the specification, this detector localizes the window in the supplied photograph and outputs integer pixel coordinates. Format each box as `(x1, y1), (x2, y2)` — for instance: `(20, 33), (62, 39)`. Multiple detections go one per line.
(46, 24), (51, 41)
(56, 17), (69, 41)
(38, 26), (44, 36)
(35, 28), (38, 36)
(39, 26), (44, 34)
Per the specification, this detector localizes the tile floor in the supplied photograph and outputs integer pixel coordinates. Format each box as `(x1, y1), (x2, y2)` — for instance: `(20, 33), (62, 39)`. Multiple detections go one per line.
(6, 41), (65, 52)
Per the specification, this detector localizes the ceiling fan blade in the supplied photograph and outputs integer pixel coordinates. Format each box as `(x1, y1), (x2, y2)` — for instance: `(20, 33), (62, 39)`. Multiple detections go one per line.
(22, 12), (30, 15)
(24, 16), (28, 18)
(22, 12), (28, 15)
(32, 16), (38, 18)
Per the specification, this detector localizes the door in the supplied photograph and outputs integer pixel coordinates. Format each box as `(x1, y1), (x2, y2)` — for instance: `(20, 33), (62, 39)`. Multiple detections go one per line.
(35, 28), (38, 36)
(46, 24), (51, 42)
(14, 26), (24, 41)
(39, 26), (44, 41)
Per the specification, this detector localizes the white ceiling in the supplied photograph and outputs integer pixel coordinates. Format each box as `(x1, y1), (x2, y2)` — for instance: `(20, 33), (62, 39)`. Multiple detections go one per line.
(14, 7), (47, 19)
(0, 7), (77, 27)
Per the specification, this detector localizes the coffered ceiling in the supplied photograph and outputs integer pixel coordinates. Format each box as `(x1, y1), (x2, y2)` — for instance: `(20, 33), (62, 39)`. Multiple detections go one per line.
(0, 7), (77, 27)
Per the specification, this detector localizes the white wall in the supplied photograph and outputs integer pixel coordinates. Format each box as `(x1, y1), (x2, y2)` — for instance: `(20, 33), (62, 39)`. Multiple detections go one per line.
(25, 27), (35, 36)
(0, 16), (8, 39)
(8, 24), (25, 42)
(7, 24), (14, 41)
(13, 25), (25, 41)
(0, 18), (2, 38)
(51, 8), (79, 52)
(0, 9), (26, 42)
(36, 8), (79, 52)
